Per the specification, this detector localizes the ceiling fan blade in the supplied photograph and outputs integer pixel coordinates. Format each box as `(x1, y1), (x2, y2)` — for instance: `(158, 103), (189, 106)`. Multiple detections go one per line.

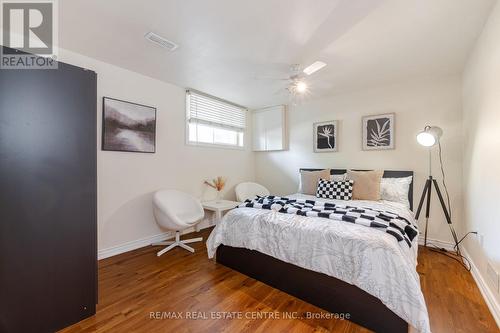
(303, 61), (327, 76)
(299, 0), (383, 67)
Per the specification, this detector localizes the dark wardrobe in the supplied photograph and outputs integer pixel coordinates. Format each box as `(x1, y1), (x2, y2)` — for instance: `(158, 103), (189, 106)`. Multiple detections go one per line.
(0, 47), (97, 333)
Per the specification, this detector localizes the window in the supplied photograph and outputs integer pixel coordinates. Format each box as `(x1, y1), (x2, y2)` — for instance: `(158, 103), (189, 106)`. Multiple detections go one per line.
(186, 90), (246, 148)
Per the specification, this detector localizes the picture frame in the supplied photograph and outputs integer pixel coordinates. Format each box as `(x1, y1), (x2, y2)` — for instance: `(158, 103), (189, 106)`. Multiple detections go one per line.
(313, 120), (338, 152)
(102, 97), (157, 153)
(362, 113), (395, 150)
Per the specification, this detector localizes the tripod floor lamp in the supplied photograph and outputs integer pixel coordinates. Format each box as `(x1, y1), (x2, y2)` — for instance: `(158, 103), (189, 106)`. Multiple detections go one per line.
(415, 126), (461, 257)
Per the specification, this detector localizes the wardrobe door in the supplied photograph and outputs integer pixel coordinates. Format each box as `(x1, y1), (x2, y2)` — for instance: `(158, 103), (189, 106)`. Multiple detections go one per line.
(252, 109), (267, 151)
(0, 49), (97, 333)
(251, 105), (287, 151)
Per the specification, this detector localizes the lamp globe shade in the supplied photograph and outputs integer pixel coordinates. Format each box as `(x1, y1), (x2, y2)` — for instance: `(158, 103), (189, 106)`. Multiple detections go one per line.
(417, 132), (436, 147)
(417, 126), (443, 147)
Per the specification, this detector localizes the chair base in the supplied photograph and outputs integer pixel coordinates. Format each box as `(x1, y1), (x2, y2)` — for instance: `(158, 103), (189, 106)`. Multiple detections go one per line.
(152, 231), (203, 256)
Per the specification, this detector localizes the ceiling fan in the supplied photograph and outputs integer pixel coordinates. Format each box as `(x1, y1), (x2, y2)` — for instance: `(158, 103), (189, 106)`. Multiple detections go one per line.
(256, 61), (327, 96)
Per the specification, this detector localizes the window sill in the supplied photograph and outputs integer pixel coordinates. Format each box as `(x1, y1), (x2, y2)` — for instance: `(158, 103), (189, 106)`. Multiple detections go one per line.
(186, 141), (246, 151)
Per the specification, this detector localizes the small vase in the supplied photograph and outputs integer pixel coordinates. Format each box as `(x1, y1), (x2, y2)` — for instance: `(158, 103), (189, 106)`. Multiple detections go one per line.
(216, 191), (222, 202)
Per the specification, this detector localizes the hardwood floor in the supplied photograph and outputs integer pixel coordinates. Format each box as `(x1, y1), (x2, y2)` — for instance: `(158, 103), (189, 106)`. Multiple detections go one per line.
(60, 228), (498, 333)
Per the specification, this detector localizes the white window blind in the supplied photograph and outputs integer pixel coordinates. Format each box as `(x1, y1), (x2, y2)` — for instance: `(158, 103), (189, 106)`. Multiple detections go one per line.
(187, 90), (246, 131)
(186, 90), (246, 148)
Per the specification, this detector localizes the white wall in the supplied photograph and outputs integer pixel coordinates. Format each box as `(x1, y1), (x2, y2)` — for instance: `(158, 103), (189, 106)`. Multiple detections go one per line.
(255, 76), (463, 244)
(57, 49), (255, 254)
(462, 0), (500, 316)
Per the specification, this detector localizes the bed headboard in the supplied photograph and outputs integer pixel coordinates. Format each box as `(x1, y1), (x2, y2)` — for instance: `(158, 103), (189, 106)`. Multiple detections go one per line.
(299, 168), (415, 211)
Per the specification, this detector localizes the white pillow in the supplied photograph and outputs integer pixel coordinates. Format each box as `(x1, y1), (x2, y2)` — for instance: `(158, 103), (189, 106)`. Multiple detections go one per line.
(330, 173), (346, 182)
(380, 176), (413, 208)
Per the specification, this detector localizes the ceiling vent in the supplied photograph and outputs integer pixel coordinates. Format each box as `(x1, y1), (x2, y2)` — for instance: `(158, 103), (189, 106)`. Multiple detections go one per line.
(144, 32), (179, 51)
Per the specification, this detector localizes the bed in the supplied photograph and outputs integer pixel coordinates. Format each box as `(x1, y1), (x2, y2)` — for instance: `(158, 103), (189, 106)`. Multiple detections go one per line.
(206, 169), (430, 333)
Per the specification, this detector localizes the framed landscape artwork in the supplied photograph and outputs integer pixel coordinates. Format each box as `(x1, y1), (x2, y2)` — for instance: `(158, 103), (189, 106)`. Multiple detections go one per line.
(314, 120), (338, 152)
(362, 113), (395, 150)
(102, 97), (156, 153)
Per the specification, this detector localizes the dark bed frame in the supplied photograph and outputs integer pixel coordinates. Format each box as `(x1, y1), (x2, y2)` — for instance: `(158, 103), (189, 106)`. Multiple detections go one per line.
(216, 169), (414, 333)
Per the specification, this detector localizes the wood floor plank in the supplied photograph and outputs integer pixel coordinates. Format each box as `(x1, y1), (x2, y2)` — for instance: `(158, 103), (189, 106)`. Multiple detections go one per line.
(59, 228), (498, 333)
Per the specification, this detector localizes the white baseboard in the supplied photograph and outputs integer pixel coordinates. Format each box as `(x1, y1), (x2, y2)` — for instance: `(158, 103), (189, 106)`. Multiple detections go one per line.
(461, 247), (500, 328)
(98, 223), (214, 260)
(417, 237), (455, 251)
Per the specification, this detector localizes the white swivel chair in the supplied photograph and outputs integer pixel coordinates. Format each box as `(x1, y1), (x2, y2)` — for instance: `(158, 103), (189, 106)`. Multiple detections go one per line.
(235, 182), (270, 202)
(152, 189), (204, 256)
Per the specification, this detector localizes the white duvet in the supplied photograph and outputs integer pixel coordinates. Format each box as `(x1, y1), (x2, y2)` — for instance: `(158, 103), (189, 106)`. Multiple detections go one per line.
(206, 194), (431, 333)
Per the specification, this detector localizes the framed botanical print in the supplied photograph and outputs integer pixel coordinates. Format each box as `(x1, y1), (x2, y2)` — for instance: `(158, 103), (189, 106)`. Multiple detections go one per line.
(314, 120), (338, 152)
(362, 113), (395, 150)
(102, 97), (156, 153)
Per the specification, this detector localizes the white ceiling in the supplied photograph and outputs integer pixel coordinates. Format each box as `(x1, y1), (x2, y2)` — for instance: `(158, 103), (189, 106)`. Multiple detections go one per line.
(60, 0), (495, 109)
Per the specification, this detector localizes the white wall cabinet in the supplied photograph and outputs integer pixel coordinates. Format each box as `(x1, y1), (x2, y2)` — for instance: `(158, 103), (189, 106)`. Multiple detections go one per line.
(252, 105), (287, 151)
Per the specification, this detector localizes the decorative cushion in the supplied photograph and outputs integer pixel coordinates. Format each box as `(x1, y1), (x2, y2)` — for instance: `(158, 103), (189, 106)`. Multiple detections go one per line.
(300, 169), (331, 195)
(330, 173), (346, 182)
(380, 176), (413, 208)
(316, 179), (354, 200)
(346, 170), (384, 201)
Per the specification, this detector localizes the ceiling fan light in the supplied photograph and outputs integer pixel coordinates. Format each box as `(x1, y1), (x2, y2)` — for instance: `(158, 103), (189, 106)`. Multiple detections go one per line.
(295, 81), (308, 93)
(303, 61), (327, 75)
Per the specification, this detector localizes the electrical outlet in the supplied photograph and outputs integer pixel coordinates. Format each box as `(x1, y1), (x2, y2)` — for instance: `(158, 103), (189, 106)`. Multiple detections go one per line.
(486, 262), (500, 293)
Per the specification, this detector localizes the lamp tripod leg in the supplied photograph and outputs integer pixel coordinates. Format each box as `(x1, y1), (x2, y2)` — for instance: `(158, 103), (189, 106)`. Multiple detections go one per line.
(415, 178), (431, 219)
(431, 180), (461, 257)
(424, 217), (429, 247)
(416, 178), (433, 247)
(449, 224), (462, 257)
(416, 177), (461, 256)
(432, 179), (452, 224)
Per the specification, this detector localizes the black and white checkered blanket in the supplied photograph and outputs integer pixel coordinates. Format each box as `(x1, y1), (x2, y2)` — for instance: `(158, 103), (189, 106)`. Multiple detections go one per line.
(238, 196), (418, 247)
